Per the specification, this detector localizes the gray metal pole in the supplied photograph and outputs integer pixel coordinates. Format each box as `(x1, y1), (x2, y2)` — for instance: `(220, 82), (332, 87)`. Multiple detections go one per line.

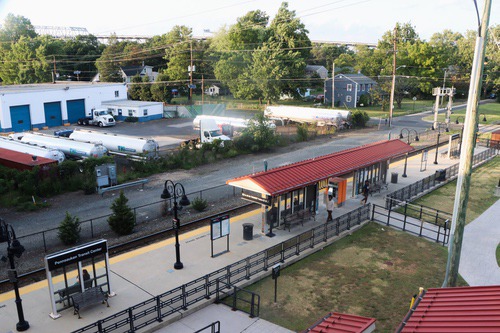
(443, 0), (492, 288)
(388, 26), (397, 128)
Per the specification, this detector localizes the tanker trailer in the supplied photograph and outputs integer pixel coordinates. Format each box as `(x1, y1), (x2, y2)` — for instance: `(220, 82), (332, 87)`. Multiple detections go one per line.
(0, 136), (66, 163)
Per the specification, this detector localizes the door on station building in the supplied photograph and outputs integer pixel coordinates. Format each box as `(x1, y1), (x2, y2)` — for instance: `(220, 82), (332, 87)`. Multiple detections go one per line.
(66, 99), (85, 124)
(10, 105), (31, 132)
(306, 185), (316, 211)
(44, 102), (63, 127)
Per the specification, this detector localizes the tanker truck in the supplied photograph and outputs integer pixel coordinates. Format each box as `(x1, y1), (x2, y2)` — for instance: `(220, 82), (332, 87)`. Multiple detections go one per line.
(264, 106), (352, 128)
(16, 132), (108, 159)
(0, 136), (65, 163)
(77, 108), (115, 127)
(68, 129), (159, 158)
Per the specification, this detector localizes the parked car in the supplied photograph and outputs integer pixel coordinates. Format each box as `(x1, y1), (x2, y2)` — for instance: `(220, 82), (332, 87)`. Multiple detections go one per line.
(303, 95), (316, 102)
(314, 95), (325, 103)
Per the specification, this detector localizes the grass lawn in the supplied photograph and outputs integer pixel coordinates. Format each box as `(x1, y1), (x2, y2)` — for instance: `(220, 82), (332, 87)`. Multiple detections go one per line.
(230, 222), (467, 332)
(403, 157), (499, 224)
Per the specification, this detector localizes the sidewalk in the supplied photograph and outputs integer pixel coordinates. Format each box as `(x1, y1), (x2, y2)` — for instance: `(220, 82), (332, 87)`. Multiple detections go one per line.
(0, 145), (496, 333)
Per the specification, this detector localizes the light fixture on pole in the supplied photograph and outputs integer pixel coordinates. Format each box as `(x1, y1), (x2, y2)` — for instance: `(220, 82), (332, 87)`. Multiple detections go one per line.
(1, 219), (30, 331)
(161, 180), (190, 270)
(399, 128), (419, 178)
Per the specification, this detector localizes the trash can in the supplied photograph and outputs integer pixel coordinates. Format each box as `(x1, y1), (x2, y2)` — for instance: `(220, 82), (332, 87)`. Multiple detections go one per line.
(243, 223), (254, 241)
(435, 169), (446, 181)
(391, 172), (398, 184)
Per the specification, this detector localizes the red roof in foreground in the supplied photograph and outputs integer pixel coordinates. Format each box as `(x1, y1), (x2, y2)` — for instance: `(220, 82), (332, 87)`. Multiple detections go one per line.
(0, 147), (57, 170)
(227, 140), (413, 196)
(399, 285), (500, 333)
(305, 312), (376, 333)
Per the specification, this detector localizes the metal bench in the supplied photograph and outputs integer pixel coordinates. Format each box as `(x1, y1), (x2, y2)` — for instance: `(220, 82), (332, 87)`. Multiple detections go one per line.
(71, 286), (109, 319)
(370, 180), (388, 195)
(282, 209), (315, 231)
(98, 179), (148, 196)
(56, 279), (93, 306)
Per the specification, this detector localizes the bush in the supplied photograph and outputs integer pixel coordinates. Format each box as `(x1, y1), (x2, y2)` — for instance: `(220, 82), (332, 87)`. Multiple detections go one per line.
(351, 110), (370, 128)
(108, 191), (135, 235)
(191, 197), (208, 212)
(296, 123), (310, 142)
(58, 212), (81, 245)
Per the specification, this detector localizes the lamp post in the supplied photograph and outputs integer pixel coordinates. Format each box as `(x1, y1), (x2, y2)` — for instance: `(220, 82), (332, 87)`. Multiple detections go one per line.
(1, 219), (29, 331)
(399, 128), (419, 178)
(433, 122), (448, 164)
(160, 180), (190, 270)
(480, 113), (487, 122)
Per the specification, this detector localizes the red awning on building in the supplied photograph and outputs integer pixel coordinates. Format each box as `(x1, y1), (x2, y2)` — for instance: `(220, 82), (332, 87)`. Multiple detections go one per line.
(306, 312), (376, 333)
(398, 285), (500, 332)
(227, 139), (413, 196)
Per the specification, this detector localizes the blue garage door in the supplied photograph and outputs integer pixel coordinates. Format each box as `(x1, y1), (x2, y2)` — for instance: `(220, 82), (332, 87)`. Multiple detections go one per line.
(10, 105), (31, 132)
(66, 99), (86, 124)
(44, 102), (63, 127)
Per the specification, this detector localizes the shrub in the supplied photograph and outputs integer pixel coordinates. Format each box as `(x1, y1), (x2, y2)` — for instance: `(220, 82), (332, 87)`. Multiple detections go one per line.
(296, 123), (309, 142)
(58, 212), (81, 245)
(191, 197), (208, 212)
(108, 191), (135, 235)
(351, 110), (370, 128)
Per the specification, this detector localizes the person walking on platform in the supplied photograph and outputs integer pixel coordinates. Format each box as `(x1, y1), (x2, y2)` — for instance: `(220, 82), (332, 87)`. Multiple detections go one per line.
(327, 195), (334, 221)
(361, 180), (370, 205)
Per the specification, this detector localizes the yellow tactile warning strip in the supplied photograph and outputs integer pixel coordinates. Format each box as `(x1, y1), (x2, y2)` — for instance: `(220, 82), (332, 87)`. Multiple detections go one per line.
(0, 208), (260, 302)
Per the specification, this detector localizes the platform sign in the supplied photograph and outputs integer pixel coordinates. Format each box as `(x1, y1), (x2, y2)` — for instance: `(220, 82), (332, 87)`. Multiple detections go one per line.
(210, 214), (230, 257)
(45, 239), (107, 271)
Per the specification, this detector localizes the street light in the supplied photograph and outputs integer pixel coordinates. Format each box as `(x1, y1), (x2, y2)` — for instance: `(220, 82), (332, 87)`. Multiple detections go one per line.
(433, 123), (447, 165)
(480, 113), (487, 122)
(160, 180), (190, 270)
(0, 219), (29, 331)
(399, 128), (419, 177)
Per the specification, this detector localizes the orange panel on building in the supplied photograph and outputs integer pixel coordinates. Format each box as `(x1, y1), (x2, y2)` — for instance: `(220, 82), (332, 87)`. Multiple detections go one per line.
(329, 177), (347, 207)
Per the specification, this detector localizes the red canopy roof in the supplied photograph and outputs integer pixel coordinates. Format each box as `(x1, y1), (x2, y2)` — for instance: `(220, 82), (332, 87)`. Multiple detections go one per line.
(399, 285), (500, 332)
(227, 139), (413, 196)
(0, 147), (57, 170)
(305, 312), (376, 333)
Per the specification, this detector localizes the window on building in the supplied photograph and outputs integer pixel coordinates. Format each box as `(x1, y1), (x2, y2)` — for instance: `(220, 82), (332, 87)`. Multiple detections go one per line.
(115, 91), (119, 97)
(143, 109), (148, 116)
(346, 96), (352, 102)
(357, 84), (360, 91)
(361, 84), (365, 91)
(347, 84), (352, 91)
(128, 109), (133, 116)
(365, 84), (369, 91)
(118, 109), (122, 116)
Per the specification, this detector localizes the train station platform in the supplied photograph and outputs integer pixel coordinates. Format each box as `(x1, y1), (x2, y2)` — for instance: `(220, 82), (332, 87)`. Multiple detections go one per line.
(0, 145), (497, 333)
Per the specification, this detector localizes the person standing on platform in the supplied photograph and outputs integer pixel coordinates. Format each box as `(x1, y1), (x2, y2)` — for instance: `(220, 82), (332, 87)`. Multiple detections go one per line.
(361, 180), (370, 205)
(326, 195), (334, 221)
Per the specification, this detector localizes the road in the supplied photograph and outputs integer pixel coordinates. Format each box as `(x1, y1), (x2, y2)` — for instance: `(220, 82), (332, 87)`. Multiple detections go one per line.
(1, 103), (487, 237)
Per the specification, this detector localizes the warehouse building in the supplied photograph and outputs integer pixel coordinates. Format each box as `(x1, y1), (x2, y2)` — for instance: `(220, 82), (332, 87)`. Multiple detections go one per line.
(101, 100), (163, 122)
(0, 82), (127, 132)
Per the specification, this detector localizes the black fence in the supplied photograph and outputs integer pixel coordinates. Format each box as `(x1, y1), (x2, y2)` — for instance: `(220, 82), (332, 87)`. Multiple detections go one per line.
(386, 147), (497, 210)
(71, 205), (371, 333)
(371, 204), (449, 245)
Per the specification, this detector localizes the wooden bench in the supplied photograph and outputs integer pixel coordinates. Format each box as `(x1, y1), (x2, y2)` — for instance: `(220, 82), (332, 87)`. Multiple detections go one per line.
(56, 279), (93, 306)
(71, 286), (109, 319)
(282, 209), (316, 231)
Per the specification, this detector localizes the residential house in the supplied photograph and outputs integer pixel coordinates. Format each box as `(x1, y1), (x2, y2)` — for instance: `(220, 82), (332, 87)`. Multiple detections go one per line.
(120, 65), (158, 83)
(305, 65), (329, 79)
(324, 73), (377, 108)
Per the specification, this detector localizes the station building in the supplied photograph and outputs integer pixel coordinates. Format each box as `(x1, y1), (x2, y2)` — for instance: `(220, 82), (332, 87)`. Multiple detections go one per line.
(0, 82), (127, 132)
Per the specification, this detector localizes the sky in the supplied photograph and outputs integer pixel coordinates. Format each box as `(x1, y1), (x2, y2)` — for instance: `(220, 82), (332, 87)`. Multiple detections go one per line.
(0, 0), (498, 43)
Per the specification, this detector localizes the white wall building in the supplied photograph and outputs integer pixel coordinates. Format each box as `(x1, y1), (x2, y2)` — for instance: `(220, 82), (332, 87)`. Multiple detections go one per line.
(101, 100), (163, 122)
(0, 82), (127, 132)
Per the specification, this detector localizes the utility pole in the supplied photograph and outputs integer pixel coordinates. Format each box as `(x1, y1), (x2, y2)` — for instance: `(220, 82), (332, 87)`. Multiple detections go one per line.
(201, 75), (204, 105)
(388, 26), (397, 128)
(443, 0), (492, 287)
(52, 55), (57, 83)
(331, 62), (335, 108)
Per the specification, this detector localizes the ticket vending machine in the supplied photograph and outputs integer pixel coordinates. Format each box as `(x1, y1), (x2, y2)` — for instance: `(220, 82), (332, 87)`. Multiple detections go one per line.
(328, 177), (347, 207)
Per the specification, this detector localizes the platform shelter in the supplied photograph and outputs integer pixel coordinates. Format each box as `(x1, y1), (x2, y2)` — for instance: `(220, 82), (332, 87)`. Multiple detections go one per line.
(227, 140), (413, 234)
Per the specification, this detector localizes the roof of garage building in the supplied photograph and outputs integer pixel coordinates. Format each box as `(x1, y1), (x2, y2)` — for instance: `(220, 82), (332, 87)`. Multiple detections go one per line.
(227, 139), (413, 196)
(0, 82), (124, 94)
(397, 285), (500, 332)
(101, 99), (163, 107)
(305, 312), (376, 333)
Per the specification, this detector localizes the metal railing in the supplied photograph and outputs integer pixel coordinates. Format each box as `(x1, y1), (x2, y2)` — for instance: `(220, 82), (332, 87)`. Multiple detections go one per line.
(194, 321), (221, 333)
(386, 147), (498, 210)
(71, 205), (371, 333)
(215, 281), (260, 318)
(371, 204), (449, 245)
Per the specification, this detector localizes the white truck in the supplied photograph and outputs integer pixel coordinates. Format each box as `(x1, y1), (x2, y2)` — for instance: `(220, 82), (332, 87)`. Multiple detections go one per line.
(77, 108), (116, 127)
(182, 118), (231, 148)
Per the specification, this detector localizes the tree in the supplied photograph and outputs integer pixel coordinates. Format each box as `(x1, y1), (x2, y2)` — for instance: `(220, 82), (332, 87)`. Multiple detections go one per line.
(128, 74), (142, 100)
(95, 35), (126, 82)
(139, 75), (152, 101)
(0, 13), (37, 43)
(58, 212), (81, 245)
(238, 113), (278, 152)
(310, 43), (351, 70)
(62, 35), (104, 81)
(108, 191), (135, 235)
(150, 73), (173, 103)
(163, 26), (193, 81)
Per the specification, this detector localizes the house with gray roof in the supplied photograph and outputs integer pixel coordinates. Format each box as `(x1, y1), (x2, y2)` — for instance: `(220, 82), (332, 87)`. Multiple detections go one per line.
(120, 65), (158, 83)
(324, 73), (377, 108)
(305, 65), (329, 79)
